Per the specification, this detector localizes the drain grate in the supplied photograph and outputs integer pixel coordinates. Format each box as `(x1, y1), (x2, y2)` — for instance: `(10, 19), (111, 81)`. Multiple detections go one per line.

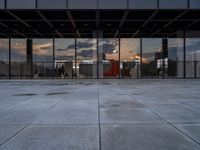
(46, 92), (69, 96)
(13, 93), (37, 96)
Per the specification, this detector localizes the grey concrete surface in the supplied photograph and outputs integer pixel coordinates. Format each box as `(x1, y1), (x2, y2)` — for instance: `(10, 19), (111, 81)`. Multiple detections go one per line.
(0, 79), (200, 150)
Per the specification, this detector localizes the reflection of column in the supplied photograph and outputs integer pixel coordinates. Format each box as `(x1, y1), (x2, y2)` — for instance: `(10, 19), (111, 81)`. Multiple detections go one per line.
(176, 31), (184, 78)
(91, 33), (97, 78)
(97, 31), (103, 78)
(27, 38), (32, 64)
(98, 37), (103, 78)
(162, 38), (168, 78)
(27, 38), (32, 78)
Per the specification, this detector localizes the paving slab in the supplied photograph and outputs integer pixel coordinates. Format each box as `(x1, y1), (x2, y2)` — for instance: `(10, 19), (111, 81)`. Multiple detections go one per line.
(101, 124), (200, 150)
(0, 125), (99, 150)
(33, 103), (98, 124)
(0, 125), (25, 145)
(100, 107), (165, 124)
(148, 104), (200, 124)
(174, 124), (200, 143)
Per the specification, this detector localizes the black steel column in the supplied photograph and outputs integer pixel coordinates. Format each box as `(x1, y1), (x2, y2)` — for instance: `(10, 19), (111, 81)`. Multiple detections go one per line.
(184, 30), (186, 78)
(27, 38), (33, 79)
(187, 0), (190, 8)
(75, 37), (77, 79)
(53, 35), (55, 79)
(97, 30), (99, 79)
(140, 37), (142, 79)
(194, 61), (197, 78)
(118, 37), (121, 79)
(9, 37), (11, 79)
(4, 0), (7, 8)
(157, 0), (159, 8)
(162, 38), (168, 79)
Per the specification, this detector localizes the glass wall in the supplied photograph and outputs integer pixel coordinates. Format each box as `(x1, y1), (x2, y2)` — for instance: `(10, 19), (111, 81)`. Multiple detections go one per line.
(55, 38), (75, 79)
(0, 39), (9, 79)
(98, 38), (119, 78)
(10, 39), (29, 78)
(142, 38), (162, 78)
(33, 39), (53, 78)
(186, 38), (200, 78)
(76, 38), (97, 78)
(1, 37), (200, 79)
(120, 38), (140, 79)
(167, 38), (184, 78)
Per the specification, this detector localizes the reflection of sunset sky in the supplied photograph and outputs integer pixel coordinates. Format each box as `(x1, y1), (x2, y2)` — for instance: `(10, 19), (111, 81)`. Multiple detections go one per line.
(0, 39), (9, 61)
(11, 39), (26, 55)
(76, 39), (97, 60)
(1, 38), (200, 62)
(55, 39), (75, 60)
(33, 39), (53, 56)
(120, 39), (140, 61)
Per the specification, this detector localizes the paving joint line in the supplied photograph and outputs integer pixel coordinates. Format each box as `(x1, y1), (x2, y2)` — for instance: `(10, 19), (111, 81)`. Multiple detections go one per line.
(98, 83), (102, 150)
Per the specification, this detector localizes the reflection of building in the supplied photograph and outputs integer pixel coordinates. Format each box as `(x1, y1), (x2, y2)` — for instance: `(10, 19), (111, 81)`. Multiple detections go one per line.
(0, 1), (200, 79)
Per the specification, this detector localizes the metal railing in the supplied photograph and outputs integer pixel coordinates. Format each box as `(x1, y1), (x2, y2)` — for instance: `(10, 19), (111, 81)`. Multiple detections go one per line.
(0, 61), (200, 79)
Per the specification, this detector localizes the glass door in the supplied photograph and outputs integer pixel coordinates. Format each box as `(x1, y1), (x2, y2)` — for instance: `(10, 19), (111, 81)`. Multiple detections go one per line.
(98, 38), (120, 79)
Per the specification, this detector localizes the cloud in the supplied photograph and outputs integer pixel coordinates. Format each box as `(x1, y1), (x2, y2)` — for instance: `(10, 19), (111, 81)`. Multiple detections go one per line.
(66, 42), (94, 50)
(101, 43), (117, 53)
(77, 49), (95, 58)
(66, 44), (75, 49)
(76, 42), (94, 49)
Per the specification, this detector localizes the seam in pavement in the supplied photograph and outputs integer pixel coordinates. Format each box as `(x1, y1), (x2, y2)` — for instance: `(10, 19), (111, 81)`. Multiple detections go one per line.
(1, 122), (200, 126)
(98, 83), (102, 150)
(128, 95), (200, 147)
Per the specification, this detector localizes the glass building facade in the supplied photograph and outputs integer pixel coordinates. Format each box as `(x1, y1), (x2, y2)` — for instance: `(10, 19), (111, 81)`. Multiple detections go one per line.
(1, 36), (200, 79)
(0, 1), (199, 79)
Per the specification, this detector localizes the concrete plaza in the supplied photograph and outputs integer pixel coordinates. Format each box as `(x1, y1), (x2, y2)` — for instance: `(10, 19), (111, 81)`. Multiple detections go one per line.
(0, 79), (200, 150)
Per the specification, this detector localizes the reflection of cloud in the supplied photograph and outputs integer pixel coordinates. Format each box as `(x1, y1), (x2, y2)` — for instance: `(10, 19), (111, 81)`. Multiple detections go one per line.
(102, 43), (116, 53)
(66, 44), (75, 49)
(33, 43), (53, 56)
(38, 43), (52, 50)
(76, 42), (93, 49)
(77, 49), (94, 58)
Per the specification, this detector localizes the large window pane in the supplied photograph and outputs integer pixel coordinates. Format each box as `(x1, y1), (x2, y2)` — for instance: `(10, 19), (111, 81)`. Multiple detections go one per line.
(98, 38), (119, 78)
(120, 38), (140, 78)
(55, 38), (75, 79)
(33, 39), (53, 78)
(76, 38), (97, 78)
(186, 38), (200, 78)
(0, 39), (9, 79)
(167, 38), (184, 78)
(142, 38), (162, 78)
(11, 39), (29, 78)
